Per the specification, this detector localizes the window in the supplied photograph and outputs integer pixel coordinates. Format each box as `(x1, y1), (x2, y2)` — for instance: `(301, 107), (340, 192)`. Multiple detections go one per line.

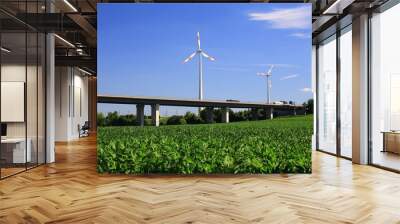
(370, 3), (400, 171)
(317, 35), (337, 154)
(339, 26), (352, 158)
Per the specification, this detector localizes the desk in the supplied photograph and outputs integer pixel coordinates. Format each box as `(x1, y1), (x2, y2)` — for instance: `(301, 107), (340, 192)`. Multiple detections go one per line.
(1, 138), (31, 163)
(382, 131), (400, 154)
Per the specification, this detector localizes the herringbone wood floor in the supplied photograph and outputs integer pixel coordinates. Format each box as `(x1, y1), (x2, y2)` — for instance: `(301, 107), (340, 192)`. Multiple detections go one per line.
(1, 135), (400, 224)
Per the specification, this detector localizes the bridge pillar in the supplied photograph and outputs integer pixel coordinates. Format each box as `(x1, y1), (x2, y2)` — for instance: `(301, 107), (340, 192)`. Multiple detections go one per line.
(251, 108), (258, 120)
(136, 104), (145, 126)
(221, 107), (229, 123)
(151, 104), (160, 127)
(205, 107), (214, 123)
(265, 107), (274, 120)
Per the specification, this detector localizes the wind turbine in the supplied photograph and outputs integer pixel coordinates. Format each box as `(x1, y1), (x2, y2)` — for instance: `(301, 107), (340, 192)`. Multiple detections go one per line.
(183, 32), (215, 101)
(257, 65), (274, 104)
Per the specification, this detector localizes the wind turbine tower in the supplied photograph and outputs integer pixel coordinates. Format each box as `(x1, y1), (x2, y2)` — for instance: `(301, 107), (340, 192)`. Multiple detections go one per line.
(183, 32), (216, 101)
(257, 65), (274, 104)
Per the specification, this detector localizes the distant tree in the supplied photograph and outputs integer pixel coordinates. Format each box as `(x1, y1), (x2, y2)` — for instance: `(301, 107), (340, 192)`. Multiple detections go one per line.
(167, 115), (187, 125)
(97, 113), (106, 126)
(179, 117), (187, 125)
(213, 109), (222, 123)
(124, 114), (136, 125)
(303, 99), (314, 114)
(184, 112), (203, 124)
(106, 111), (119, 126)
(144, 118), (152, 126)
(100, 111), (137, 126)
(199, 109), (207, 122)
(159, 117), (168, 126)
(230, 110), (249, 122)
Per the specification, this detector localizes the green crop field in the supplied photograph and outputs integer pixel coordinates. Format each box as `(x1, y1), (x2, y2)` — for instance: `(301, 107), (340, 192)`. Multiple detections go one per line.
(97, 115), (313, 174)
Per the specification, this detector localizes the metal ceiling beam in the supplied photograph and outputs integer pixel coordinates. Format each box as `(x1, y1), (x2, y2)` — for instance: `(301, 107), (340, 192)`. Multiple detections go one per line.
(67, 13), (97, 46)
(55, 55), (96, 72)
(323, 0), (356, 14)
(0, 12), (85, 32)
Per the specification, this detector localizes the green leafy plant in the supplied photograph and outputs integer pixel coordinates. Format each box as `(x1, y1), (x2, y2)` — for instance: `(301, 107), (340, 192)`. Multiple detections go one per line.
(97, 115), (312, 174)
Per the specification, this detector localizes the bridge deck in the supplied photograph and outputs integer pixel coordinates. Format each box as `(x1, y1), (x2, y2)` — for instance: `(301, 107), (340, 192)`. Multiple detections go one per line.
(97, 95), (303, 109)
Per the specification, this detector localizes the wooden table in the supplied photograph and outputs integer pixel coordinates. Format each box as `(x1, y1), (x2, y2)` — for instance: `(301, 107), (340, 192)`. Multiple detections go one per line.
(382, 131), (400, 154)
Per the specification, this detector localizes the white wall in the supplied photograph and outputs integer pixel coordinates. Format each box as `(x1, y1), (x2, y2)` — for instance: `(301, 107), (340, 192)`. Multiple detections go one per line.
(71, 72), (89, 138)
(55, 67), (89, 141)
(1, 63), (46, 164)
(55, 66), (70, 141)
(1, 64), (40, 138)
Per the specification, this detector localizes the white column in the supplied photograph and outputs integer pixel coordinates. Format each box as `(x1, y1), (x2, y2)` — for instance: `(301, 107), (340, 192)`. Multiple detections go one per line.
(46, 0), (56, 164)
(46, 30), (55, 163)
(352, 14), (369, 164)
(136, 104), (145, 127)
(266, 107), (274, 119)
(151, 104), (160, 127)
(221, 107), (229, 123)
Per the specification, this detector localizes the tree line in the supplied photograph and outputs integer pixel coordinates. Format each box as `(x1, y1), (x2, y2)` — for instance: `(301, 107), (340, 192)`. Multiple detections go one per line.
(98, 99), (313, 126)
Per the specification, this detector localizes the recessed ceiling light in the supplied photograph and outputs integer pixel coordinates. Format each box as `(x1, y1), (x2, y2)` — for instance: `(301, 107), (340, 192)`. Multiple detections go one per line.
(63, 0), (78, 12)
(54, 34), (75, 48)
(78, 67), (93, 76)
(1, 47), (11, 53)
(322, 0), (354, 15)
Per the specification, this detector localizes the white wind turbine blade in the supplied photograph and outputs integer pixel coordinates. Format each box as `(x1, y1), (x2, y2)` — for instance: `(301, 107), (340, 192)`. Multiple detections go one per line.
(197, 32), (201, 49)
(183, 52), (197, 63)
(267, 65), (274, 75)
(201, 52), (215, 61)
(257, 72), (267, 76)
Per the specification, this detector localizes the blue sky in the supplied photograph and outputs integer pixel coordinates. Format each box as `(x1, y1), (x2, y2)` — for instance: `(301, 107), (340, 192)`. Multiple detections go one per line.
(98, 3), (312, 115)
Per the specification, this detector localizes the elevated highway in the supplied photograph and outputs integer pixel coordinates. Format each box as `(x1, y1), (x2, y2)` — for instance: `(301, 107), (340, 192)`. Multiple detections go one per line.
(98, 95), (304, 126)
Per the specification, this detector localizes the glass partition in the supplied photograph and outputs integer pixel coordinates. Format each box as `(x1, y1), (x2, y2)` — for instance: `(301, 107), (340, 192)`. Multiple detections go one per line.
(1, 31), (28, 177)
(0, 1), (46, 179)
(317, 35), (337, 154)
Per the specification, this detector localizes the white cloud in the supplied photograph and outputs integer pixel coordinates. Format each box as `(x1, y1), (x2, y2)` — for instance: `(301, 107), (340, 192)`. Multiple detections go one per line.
(248, 6), (311, 29)
(280, 74), (299, 80)
(290, 32), (311, 39)
(300, 87), (313, 93)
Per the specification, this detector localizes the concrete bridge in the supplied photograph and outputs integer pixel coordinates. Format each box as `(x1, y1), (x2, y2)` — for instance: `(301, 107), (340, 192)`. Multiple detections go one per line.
(97, 95), (304, 126)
